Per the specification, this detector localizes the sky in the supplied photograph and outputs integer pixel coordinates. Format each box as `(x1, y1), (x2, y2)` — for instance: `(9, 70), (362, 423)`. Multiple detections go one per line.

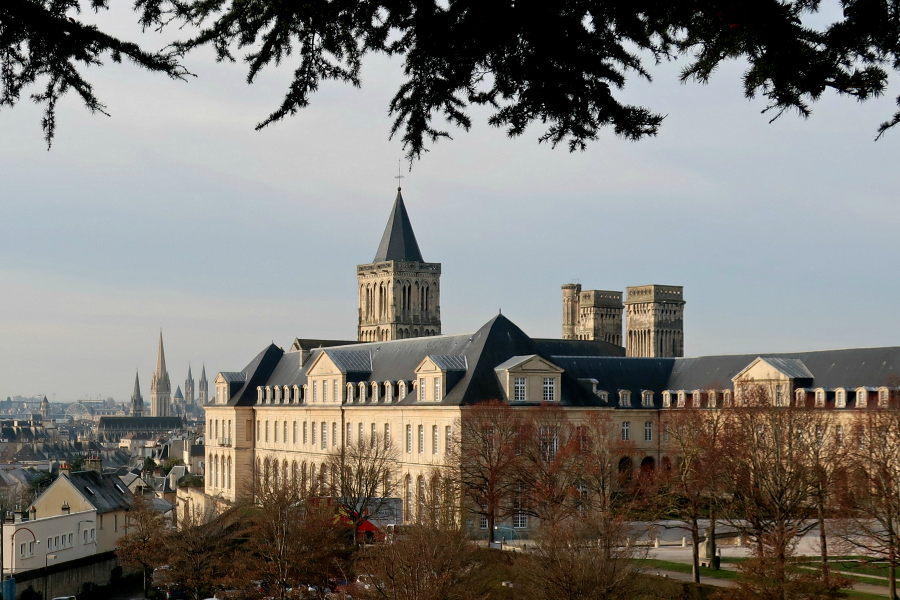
(2, 4), (900, 403)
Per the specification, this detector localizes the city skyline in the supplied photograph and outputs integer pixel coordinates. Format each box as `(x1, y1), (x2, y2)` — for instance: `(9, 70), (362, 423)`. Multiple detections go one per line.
(2, 4), (899, 401)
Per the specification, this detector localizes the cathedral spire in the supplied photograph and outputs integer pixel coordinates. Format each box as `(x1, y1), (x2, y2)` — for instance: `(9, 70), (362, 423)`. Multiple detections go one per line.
(131, 370), (144, 417)
(373, 188), (424, 263)
(155, 329), (167, 378)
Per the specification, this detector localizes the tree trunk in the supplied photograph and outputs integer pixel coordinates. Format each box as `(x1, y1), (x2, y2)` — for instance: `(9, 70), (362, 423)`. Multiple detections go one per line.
(489, 512), (495, 545)
(691, 518), (700, 584)
(891, 562), (897, 600)
(817, 501), (828, 577)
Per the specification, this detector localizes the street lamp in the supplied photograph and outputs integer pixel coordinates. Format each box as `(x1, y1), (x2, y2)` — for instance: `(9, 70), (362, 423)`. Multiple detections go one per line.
(7, 527), (37, 579)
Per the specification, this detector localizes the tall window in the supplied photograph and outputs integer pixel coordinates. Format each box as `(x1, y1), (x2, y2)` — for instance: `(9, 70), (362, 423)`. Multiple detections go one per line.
(445, 425), (452, 455)
(434, 377), (441, 401)
(419, 378), (426, 401)
(514, 377), (526, 401)
(333, 423), (338, 447)
(274, 421), (279, 443)
(371, 423), (377, 448)
(311, 421), (316, 445)
(384, 423), (391, 448)
(359, 423), (364, 443)
(313, 381), (318, 403)
(293, 421), (297, 444)
(513, 485), (528, 529)
(816, 390), (824, 406)
(265, 421), (270, 443)
(621, 421), (630, 441)
(432, 425), (439, 454)
(321, 422), (327, 449)
(406, 425), (412, 453)
(880, 388), (889, 407)
(257, 420), (261, 441)
(303, 421), (308, 444)
(347, 422), (352, 445)
(836, 425), (844, 447)
(775, 384), (784, 406)
(837, 390), (846, 408)
(418, 424), (425, 453)
(543, 377), (555, 402)
(405, 476), (413, 522)
(644, 421), (653, 441)
(333, 379), (339, 402)
(323, 380), (329, 403)
(858, 390), (867, 407)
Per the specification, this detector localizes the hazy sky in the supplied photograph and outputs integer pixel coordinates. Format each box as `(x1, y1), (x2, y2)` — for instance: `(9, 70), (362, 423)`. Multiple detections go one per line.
(2, 4), (899, 402)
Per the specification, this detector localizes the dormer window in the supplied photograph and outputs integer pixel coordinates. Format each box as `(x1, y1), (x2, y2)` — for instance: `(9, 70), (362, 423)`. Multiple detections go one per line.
(857, 389), (868, 408)
(692, 390), (701, 407)
(641, 391), (653, 407)
(372, 382), (380, 403)
(399, 381), (407, 400)
(708, 390), (717, 408)
(879, 387), (890, 407)
(663, 392), (672, 408)
(815, 389), (825, 407)
(293, 386), (300, 404)
(677, 391), (685, 408)
(795, 388), (805, 406)
(514, 377), (526, 402)
(346, 383), (355, 403)
(543, 378), (555, 402)
(274, 387), (281, 402)
(836, 389), (846, 408)
(359, 382), (367, 402)
(265, 386), (272, 403)
(598, 390), (609, 403)
(619, 390), (632, 407)
(723, 390), (732, 407)
(257, 387), (263, 403)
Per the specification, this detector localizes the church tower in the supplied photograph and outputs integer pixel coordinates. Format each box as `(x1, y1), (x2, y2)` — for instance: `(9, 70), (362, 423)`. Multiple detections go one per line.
(40, 396), (49, 421)
(150, 330), (171, 416)
(357, 188), (441, 341)
(198, 364), (208, 405)
(184, 365), (195, 406)
(625, 285), (685, 357)
(131, 370), (144, 417)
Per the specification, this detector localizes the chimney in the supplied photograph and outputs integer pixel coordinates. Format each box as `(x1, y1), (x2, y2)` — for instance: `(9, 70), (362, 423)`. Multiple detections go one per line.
(62, 501), (70, 515)
(85, 457), (102, 473)
(59, 463), (70, 478)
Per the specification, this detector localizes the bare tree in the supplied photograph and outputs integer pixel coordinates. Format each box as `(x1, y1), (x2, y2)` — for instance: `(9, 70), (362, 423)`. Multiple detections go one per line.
(355, 523), (499, 600)
(115, 493), (168, 597)
(837, 408), (900, 600)
(658, 406), (726, 583)
(160, 508), (239, 600)
(450, 401), (524, 544)
(516, 404), (583, 525)
(520, 508), (644, 600)
(325, 429), (400, 545)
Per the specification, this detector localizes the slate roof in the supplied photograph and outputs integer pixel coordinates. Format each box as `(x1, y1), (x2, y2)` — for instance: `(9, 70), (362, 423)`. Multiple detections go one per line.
(372, 189), (424, 263)
(429, 355), (468, 371)
(67, 470), (133, 514)
(220, 313), (900, 411)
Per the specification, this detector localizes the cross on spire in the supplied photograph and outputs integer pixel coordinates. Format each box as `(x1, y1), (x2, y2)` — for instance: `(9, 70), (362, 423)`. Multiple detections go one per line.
(395, 159), (404, 190)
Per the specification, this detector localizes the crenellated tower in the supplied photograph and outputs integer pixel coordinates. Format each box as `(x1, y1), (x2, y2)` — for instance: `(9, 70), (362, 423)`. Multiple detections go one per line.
(625, 285), (685, 357)
(357, 188), (441, 341)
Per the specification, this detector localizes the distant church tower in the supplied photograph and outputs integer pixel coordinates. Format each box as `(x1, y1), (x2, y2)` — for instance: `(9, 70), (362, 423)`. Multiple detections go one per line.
(40, 396), (49, 420)
(184, 365), (195, 406)
(131, 370), (144, 417)
(625, 285), (685, 357)
(561, 284), (624, 346)
(198, 364), (208, 405)
(150, 330), (172, 417)
(357, 188), (441, 342)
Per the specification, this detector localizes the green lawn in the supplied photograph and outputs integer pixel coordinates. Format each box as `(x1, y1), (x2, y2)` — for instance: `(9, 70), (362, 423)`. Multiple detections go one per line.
(640, 558), (739, 580)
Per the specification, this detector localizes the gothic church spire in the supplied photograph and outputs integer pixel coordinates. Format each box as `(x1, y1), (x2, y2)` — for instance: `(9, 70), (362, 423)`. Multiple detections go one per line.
(373, 188), (424, 263)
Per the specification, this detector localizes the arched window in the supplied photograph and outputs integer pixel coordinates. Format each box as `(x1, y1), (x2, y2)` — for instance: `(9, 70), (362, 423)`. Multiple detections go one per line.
(857, 389), (868, 408)
(399, 381), (407, 400)
(662, 391), (671, 408)
(708, 390), (717, 408)
(347, 383), (355, 402)
(879, 387), (890, 407)
(257, 387), (263, 403)
(405, 475), (413, 522)
(359, 382), (367, 402)
(836, 389), (847, 408)
(677, 391), (686, 408)
(641, 390), (653, 407)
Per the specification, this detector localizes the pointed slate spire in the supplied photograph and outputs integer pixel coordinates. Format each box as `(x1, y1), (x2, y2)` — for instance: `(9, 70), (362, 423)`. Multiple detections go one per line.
(200, 363), (207, 384)
(187, 363), (192, 380)
(373, 188), (424, 262)
(155, 330), (168, 378)
(133, 370), (142, 399)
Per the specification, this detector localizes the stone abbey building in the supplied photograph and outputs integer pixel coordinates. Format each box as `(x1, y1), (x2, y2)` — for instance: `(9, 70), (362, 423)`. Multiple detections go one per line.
(200, 187), (900, 532)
